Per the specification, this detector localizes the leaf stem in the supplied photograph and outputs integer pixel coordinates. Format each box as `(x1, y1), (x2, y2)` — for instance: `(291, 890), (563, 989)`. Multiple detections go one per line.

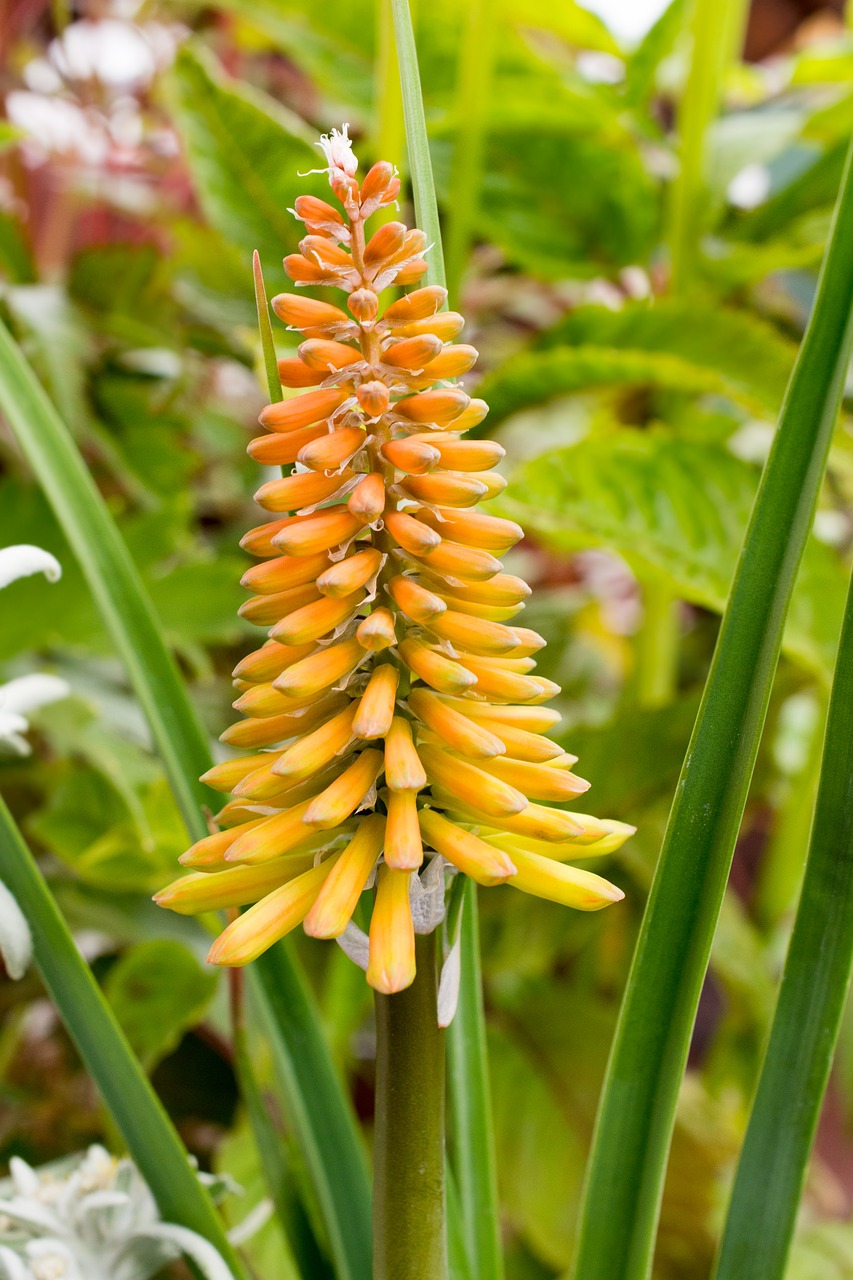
(373, 931), (447, 1280)
(634, 577), (680, 708)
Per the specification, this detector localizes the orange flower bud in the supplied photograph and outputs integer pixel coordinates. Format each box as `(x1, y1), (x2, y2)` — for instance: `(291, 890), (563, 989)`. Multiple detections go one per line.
(247, 422), (327, 466)
(270, 589), (363, 646)
(317, 547), (383, 598)
(417, 344), (478, 381)
(382, 286), (447, 324)
(238, 583), (320, 626)
(415, 434), (504, 471)
(272, 508), (364, 556)
(360, 161), (396, 204)
(179, 818), (259, 869)
(277, 358), (326, 388)
(200, 755), (271, 794)
(292, 195), (345, 231)
(507, 627), (546, 657)
(364, 221), (407, 268)
(438, 572), (531, 605)
(418, 507), (522, 552)
(382, 334), (443, 370)
(241, 552), (330, 596)
(384, 510), (441, 555)
(154, 855), (317, 914)
(393, 258), (429, 285)
(357, 607), (396, 651)
(407, 689), (504, 759)
(258, 387), (348, 433)
(241, 518), (298, 558)
(401, 471), (488, 508)
(388, 313), (465, 342)
(353, 663), (399, 738)
(395, 388), (472, 426)
(221, 704), (335, 749)
(348, 288), (380, 324)
(233, 640), (317, 684)
(304, 748), (383, 828)
(300, 234), (352, 267)
(508, 849), (623, 911)
(367, 865), (416, 994)
(397, 637), (477, 695)
(234, 681), (335, 719)
(273, 637), (365, 699)
(470, 722), (563, 763)
(413, 539), (502, 582)
(356, 380), (390, 416)
(384, 716), (427, 791)
(418, 744), (527, 818)
(298, 338), (363, 371)
(446, 398), (489, 434)
(381, 437), (441, 474)
(385, 791), (423, 870)
(472, 471), (507, 500)
(283, 254), (343, 288)
(427, 610), (520, 656)
(271, 293), (350, 331)
(303, 814), (385, 938)
(297, 425), (365, 471)
(477, 756), (590, 802)
(207, 857), (341, 966)
(457, 658), (560, 704)
(254, 469), (353, 513)
(387, 575), (446, 623)
(348, 472), (385, 522)
(418, 808), (516, 885)
(223, 798), (319, 865)
(439, 794), (586, 843)
(271, 702), (358, 783)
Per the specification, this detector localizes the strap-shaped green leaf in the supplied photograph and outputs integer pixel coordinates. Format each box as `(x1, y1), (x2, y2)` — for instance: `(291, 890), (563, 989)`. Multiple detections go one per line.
(571, 140), (853, 1280)
(713, 565), (853, 1277)
(0, 798), (246, 1280)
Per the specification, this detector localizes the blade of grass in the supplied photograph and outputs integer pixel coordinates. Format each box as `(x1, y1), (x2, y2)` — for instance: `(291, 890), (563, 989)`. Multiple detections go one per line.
(391, 0), (444, 291)
(0, 318), (372, 1280)
(447, 881), (504, 1280)
(0, 796), (247, 1279)
(253, 249), (283, 404)
(713, 567), (853, 1279)
(444, 0), (495, 301)
(390, 4), (503, 1271)
(571, 139), (853, 1280)
(254, 940), (372, 1280)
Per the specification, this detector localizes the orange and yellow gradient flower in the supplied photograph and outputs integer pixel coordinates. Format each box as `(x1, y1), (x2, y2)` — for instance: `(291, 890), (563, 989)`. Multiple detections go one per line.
(155, 126), (633, 994)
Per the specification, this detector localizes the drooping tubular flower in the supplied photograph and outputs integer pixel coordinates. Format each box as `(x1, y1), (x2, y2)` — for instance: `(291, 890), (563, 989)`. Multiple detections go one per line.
(155, 128), (634, 994)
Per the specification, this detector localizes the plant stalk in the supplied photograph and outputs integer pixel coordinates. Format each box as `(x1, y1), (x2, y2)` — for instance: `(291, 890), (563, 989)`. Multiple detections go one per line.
(373, 931), (447, 1280)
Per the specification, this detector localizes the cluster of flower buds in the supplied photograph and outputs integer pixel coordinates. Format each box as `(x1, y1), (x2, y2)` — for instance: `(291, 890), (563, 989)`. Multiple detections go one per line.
(156, 127), (633, 994)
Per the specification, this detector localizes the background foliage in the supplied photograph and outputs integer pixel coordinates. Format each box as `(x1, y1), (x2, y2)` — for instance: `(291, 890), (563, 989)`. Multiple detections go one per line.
(1, 1), (853, 1277)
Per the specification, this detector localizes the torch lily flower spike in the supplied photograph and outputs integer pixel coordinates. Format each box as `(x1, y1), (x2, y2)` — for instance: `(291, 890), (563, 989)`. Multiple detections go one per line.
(155, 131), (633, 993)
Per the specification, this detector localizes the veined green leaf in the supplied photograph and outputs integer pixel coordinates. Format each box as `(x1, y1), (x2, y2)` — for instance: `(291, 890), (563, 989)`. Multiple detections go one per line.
(496, 432), (846, 678)
(105, 939), (218, 1072)
(168, 45), (319, 277)
(570, 142), (853, 1280)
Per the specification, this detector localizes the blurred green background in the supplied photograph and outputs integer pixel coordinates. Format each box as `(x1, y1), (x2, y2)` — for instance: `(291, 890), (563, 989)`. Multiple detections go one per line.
(1, 1), (853, 1276)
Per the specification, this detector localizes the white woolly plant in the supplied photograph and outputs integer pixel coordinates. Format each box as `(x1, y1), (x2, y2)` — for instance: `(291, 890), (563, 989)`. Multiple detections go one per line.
(0, 1146), (248, 1280)
(0, 545), (70, 986)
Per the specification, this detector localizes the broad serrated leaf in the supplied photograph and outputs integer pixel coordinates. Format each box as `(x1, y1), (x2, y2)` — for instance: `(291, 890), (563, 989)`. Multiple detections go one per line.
(496, 432), (845, 676)
(536, 300), (797, 412)
(168, 45), (320, 277)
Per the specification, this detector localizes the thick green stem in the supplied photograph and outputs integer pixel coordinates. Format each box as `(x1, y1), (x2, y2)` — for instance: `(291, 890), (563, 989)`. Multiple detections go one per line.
(634, 578), (680, 708)
(668, 0), (750, 293)
(373, 932), (448, 1280)
(445, 0), (495, 302)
